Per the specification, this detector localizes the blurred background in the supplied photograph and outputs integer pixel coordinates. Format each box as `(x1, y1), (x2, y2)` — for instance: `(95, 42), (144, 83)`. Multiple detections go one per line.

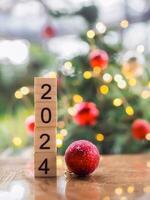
(0, 0), (150, 156)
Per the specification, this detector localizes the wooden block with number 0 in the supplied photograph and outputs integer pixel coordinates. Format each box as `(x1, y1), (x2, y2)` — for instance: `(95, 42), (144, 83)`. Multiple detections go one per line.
(35, 152), (56, 177)
(34, 77), (57, 102)
(35, 101), (57, 127)
(34, 127), (56, 152)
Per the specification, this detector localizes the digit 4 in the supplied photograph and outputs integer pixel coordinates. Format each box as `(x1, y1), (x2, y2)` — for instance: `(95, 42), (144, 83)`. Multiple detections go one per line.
(38, 158), (50, 174)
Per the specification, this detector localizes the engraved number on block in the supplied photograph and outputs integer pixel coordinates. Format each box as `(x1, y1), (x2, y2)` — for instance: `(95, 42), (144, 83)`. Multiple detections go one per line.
(41, 84), (52, 100)
(38, 158), (50, 174)
(41, 107), (51, 123)
(40, 133), (50, 150)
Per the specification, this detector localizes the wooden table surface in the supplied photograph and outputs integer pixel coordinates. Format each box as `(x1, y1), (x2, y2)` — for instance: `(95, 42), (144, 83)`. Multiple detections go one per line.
(0, 154), (150, 200)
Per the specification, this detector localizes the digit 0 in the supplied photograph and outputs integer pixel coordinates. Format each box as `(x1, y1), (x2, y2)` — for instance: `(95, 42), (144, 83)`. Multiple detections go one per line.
(41, 108), (51, 123)
(38, 158), (50, 174)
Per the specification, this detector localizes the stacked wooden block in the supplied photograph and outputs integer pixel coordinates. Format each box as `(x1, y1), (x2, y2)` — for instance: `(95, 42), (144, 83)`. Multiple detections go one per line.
(34, 77), (57, 177)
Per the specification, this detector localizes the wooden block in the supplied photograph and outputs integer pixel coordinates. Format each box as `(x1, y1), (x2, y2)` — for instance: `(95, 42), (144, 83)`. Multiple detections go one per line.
(34, 152), (56, 177)
(34, 127), (56, 152)
(35, 101), (57, 127)
(34, 77), (57, 102)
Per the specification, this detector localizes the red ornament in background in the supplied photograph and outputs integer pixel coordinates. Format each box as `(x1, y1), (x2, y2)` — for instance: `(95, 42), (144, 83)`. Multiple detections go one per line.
(131, 119), (150, 140)
(89, 49), (109, 69)
(74, 102), (99, 126)
(42, 25), (56, 39)
(25, 115), (35, 135)
(65, 140), (100, 176)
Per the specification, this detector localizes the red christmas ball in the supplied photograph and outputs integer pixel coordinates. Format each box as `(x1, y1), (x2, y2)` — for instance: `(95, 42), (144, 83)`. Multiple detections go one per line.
(89, 49), (109, 69)
(131, 119), (150, 140)
(42, 25), (56, 39)
(65, 140), (100, 176)
(25, 115), (35, 135)
(74, 102), (99, 126)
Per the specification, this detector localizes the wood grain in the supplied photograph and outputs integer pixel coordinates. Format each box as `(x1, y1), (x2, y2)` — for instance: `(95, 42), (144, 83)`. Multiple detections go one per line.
(0, 154), (150, 200)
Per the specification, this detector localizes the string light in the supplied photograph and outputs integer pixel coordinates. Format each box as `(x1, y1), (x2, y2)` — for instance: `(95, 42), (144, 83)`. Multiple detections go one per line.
(96, 22), (107, 34)
(14, 90), (23, 99)
(86, 30), (95, 39)
(117, 80), (127, 89)
(68, 107), (76, 116)
(73, 94), (83, 103)
(13, 137), (22, 147)
(20, 86), (30, 95)
(99, 85), (109, 95)
(120, 19), (129, 28)
(115, 187), (123, 195)
(60, 129), (68, 137)
(114, 74), (123, 82)
(128, 78), (137, 87)
(113, 98), (123, 107)
(145, 133), (150, 141)
(103, 73), (112, 83)
(125, 106), (134, 116)
(56, 133), (63, 148)
(96, 133), (104, 142)
(141, 90), (150, 99)
(127, 186), (135, 193)
(83, 71), (92, 79)
(136, 45), (144, 53)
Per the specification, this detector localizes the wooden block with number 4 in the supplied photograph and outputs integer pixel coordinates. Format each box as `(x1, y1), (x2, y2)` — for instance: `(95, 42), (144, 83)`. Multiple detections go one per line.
(34, 127), (56, 152)
(35, 101), (56, 127)
(35, 152), (56, 177)
(34, 77), (57, 102)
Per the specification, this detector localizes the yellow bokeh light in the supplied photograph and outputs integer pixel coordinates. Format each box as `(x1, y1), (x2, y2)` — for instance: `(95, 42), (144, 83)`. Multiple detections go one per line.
(115, 187), (123, 195)
(60, 129), (68, 137)
(14, 90), (23, 99)
(83, 71), (92, 79)
(128, 78), (137, 87)
(13, 137), (22, 147)
(86, 30), (95, 39)
(120, 20), (129, 28)
(92, 67), (101, 77)
(99, 85), (109, 95)
(57, 133), (64, 140)
(145, 133), (150, 141)
(113, 98), (123, 107)
(20, 86), (30, 95)
(125, 106), (134, 116)
(57, 139), (63, 148)
(127, 186), (135, 193)
(73, 94), (83, 103)
(103, 73), (112, 83)
(96, 133), (104, 142)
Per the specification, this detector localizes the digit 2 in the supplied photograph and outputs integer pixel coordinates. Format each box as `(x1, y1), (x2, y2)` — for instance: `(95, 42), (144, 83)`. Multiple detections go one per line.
(41, 84), (51, 99)
(38, 158), (50, 174)
(41, 108), (51, 123)
(40, 134), (50, 149)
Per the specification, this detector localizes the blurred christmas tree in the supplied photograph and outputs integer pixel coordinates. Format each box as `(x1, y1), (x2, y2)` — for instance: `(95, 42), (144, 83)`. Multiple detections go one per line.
(0, 1), (149, 155)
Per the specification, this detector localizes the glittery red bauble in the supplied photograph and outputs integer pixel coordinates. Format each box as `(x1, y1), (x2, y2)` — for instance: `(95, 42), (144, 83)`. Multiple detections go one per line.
(89, 49), (109, 69)
(42, 26), (56, 38)
(65, 140), (100, 176)
(74, 102), (99, 126)
(25, 115), (35, 135)
(131, 119), (150, 140)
